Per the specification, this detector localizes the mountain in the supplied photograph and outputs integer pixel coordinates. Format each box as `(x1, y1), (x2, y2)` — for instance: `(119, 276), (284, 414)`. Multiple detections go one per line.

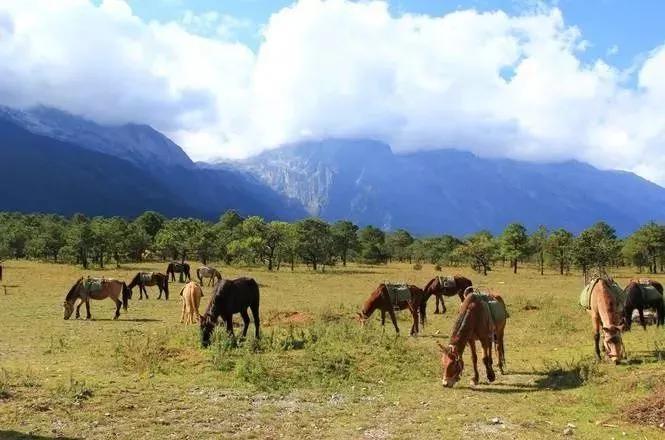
(231, 139), (665, 235)
(0, 107), (305, 220)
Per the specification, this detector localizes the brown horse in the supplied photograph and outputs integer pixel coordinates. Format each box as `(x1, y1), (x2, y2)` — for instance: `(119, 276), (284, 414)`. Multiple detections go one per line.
(166, 262), (191, 283)
(357, 284), (430, 336)
(63, 277), (131, 320)
(424, 275), (473, 314)
(127, 272), (169, 300)
(587, 278), (625, 363)
(196, 266), (222, 287)
(200, 278), (260, 347)
(439, 291), (507, 387)
(180, 282), (204, 324)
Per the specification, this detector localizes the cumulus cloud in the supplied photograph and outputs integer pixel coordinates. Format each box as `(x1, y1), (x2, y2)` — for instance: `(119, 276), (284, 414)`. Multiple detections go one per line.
(0, 0), (664, 184)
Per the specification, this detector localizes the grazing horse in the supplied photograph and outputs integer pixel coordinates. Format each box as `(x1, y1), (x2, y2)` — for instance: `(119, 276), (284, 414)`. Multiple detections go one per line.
(127, 272), (169, 300)
(166, 262), (191, 283)
(439, 291), (507, 387)
(357, 284), (430, 336)
(200, 278), (260, 347)
(63, 277), (131, 320)
(424, 275), (473, 314)
(180, 282), (204, 324)
(196, 266), (222, 287)
(623, 279), (665, 331)
(584, 278), (625, 363)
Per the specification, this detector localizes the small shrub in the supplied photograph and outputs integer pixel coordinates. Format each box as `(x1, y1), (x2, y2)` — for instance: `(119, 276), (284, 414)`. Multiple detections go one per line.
(413, 263), (422, 270)
(434, 264), (442, 272)
(54, 373), (93, 402)
(0, 369), (10, 399)
(114, 333), (173, 375)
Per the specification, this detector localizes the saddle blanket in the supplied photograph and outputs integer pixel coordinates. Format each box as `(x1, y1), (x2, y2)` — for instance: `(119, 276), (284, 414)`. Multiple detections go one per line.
(83, 277), (104, 292)
(579, 278), (625, 312)
(140, 272), (154, 284)
(438, 275), (456, 289)
(474, 293), (508, 323)
(384, 283), (411, 305)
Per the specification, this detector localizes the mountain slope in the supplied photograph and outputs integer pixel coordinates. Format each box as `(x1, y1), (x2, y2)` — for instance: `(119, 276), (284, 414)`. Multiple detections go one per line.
(232, 139), (665, 235)
(0, 106), (306, 221)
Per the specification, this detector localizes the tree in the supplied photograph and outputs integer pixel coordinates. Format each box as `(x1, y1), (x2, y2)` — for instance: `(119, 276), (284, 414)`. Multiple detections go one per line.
(546, 228), (574, 275)
(359, 225), (387, 264)
(218, 210), (244, 230)
(273, 222), (299, 271)
(622, 222), (665, 273)
(331, 220), (359, 266)
(529, 225), (548, 275)
(67, 214), (94, 268)
(154, 218), (200, 262)
(296, 218), (333, 271)
(386, 229), (414, 262)
(134, 211), (166, 239)
(500, 223), (529, 274)
(456, 231), (498, 276)
(573, 222), (621, 279)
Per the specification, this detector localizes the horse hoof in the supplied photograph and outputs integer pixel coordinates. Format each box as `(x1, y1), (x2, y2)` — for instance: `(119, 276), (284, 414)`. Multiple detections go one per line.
(470, 379), (479, 386)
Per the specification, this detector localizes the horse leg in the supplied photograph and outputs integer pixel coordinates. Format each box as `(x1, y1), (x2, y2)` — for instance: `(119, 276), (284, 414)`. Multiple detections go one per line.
(240, 309), (250, 338)
(469, 340), (479, 385)
(481, 338), (496, 383)
(142, 285), (148, 300)
(593, 316), (602, 360)
(381, 310), (386, 331)
(113, 298), (121, 320)
(157, 285), (163, 300)
(638, 307), (647, 330)
(75, 300), (82, 319)
(225, 314), (235, 340)
(388, 308), (399, 335)
(84, 299), (91, 320)
(496, 326), (505, 374)
(409, 305), (418, 336)
(434, 295), (441, 314)
(250, 303), (260, 339)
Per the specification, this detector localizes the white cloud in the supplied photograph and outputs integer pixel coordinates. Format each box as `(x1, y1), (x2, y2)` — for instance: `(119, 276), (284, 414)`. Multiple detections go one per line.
(0, 0), (664, 184)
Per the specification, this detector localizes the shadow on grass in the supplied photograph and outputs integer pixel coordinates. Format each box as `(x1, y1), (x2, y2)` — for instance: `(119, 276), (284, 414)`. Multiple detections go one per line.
(92, 318), (162, 322)
(0, 432), (81, 440)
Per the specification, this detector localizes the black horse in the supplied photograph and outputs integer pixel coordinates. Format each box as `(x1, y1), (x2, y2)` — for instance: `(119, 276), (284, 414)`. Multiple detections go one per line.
(200, 277), (260, 347)
(166, 262), (191, 283)
(623, 280), (665, 330)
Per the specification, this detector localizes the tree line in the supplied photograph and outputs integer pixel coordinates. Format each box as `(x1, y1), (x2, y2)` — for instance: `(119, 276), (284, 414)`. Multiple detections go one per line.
(0, 210), (663, 276)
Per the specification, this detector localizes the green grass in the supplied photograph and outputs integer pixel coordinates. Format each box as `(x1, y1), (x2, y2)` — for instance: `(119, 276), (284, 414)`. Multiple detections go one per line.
(0, 260), (664, 439)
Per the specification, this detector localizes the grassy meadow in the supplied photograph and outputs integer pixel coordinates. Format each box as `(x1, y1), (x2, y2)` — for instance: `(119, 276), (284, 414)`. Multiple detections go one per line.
(1, 260), (664, 439)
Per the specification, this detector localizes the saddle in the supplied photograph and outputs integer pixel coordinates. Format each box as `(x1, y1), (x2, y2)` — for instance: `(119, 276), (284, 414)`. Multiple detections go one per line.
(438, 275), (456, 290)
(140, 272), (154, 284)
(638, 284), (663, 304)
(82, 277), (105, 293)
(472, 292), (508, 324)
(579, 277), (625, 312)
(384, 283), (411, 309)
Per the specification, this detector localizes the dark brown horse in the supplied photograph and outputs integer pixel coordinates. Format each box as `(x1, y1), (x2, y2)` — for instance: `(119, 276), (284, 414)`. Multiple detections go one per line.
(357, 284), (430, 336)
(439, 291), (506, 387)
(424, 275), (473, 314)
(63, 277), (131, 320)
(586, 278), (625, 363)
(127, 272), (169, 300)
(166, 262), (191, 283)
(200, 277), (260, 347)
(623, 279), (664, 331)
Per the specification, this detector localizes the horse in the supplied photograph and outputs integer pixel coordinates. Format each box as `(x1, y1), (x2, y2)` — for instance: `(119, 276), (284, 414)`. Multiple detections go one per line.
(200, 277), (260, 347)
(63, 277), (131, 320)
(438, 290), (507, 387)
(423, 275), (473, 314)
(180, 282), (204, 325)
(357, 283), (430, 336)
(166, 262), (191, 283)
(127, 272), (169, 300)
(196, 266), (222, 287)
(585, 278), (625, 363)
(623, 279), (665, 331)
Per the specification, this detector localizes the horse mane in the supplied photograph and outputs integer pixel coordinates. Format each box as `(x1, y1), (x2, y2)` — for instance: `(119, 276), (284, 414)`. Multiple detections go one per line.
(450, 295), (474, 343)
(65, 277), (83, 301)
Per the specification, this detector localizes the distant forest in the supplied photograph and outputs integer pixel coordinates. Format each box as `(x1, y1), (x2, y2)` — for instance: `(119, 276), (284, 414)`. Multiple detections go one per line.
(0, 210), (663, 276)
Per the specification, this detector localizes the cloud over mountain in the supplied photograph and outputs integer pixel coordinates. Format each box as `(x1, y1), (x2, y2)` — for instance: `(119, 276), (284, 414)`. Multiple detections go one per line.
(1, 0), (664, 184)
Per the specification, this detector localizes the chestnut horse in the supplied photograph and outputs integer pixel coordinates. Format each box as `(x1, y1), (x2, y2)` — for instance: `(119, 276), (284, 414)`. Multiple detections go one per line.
(180, 282), (204, 324)
(357, 284), (430, 336)
(127, 272), (169, 300)
(439, 291), (506, 387)
(623, 279), (664, 331)
(587, 278), (625, 363)
(424, 275), (473, 314)
(63, 277), (131, 320)
(200, 277), (260, 347)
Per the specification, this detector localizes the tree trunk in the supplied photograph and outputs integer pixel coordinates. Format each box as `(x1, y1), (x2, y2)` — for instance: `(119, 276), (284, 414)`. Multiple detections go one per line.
(512, 260), (517, 274)
(560, 260), (564, 275)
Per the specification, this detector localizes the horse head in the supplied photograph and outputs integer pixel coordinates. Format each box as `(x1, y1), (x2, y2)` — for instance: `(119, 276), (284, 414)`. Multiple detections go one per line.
(602, 324), (625, 363)
(63, 300), (74, 320)
(438, 342), (464, 387)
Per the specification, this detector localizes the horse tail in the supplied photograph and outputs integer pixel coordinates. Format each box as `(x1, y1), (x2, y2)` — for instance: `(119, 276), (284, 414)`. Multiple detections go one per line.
(122, 282), (130, 310)
(658, 297), (665, 327)
(419, 292), (428, 326)
(179, 285), (186, 296)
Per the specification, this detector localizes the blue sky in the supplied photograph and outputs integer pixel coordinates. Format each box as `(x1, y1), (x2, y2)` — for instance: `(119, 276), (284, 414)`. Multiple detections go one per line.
(122, 0), (664, 69)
